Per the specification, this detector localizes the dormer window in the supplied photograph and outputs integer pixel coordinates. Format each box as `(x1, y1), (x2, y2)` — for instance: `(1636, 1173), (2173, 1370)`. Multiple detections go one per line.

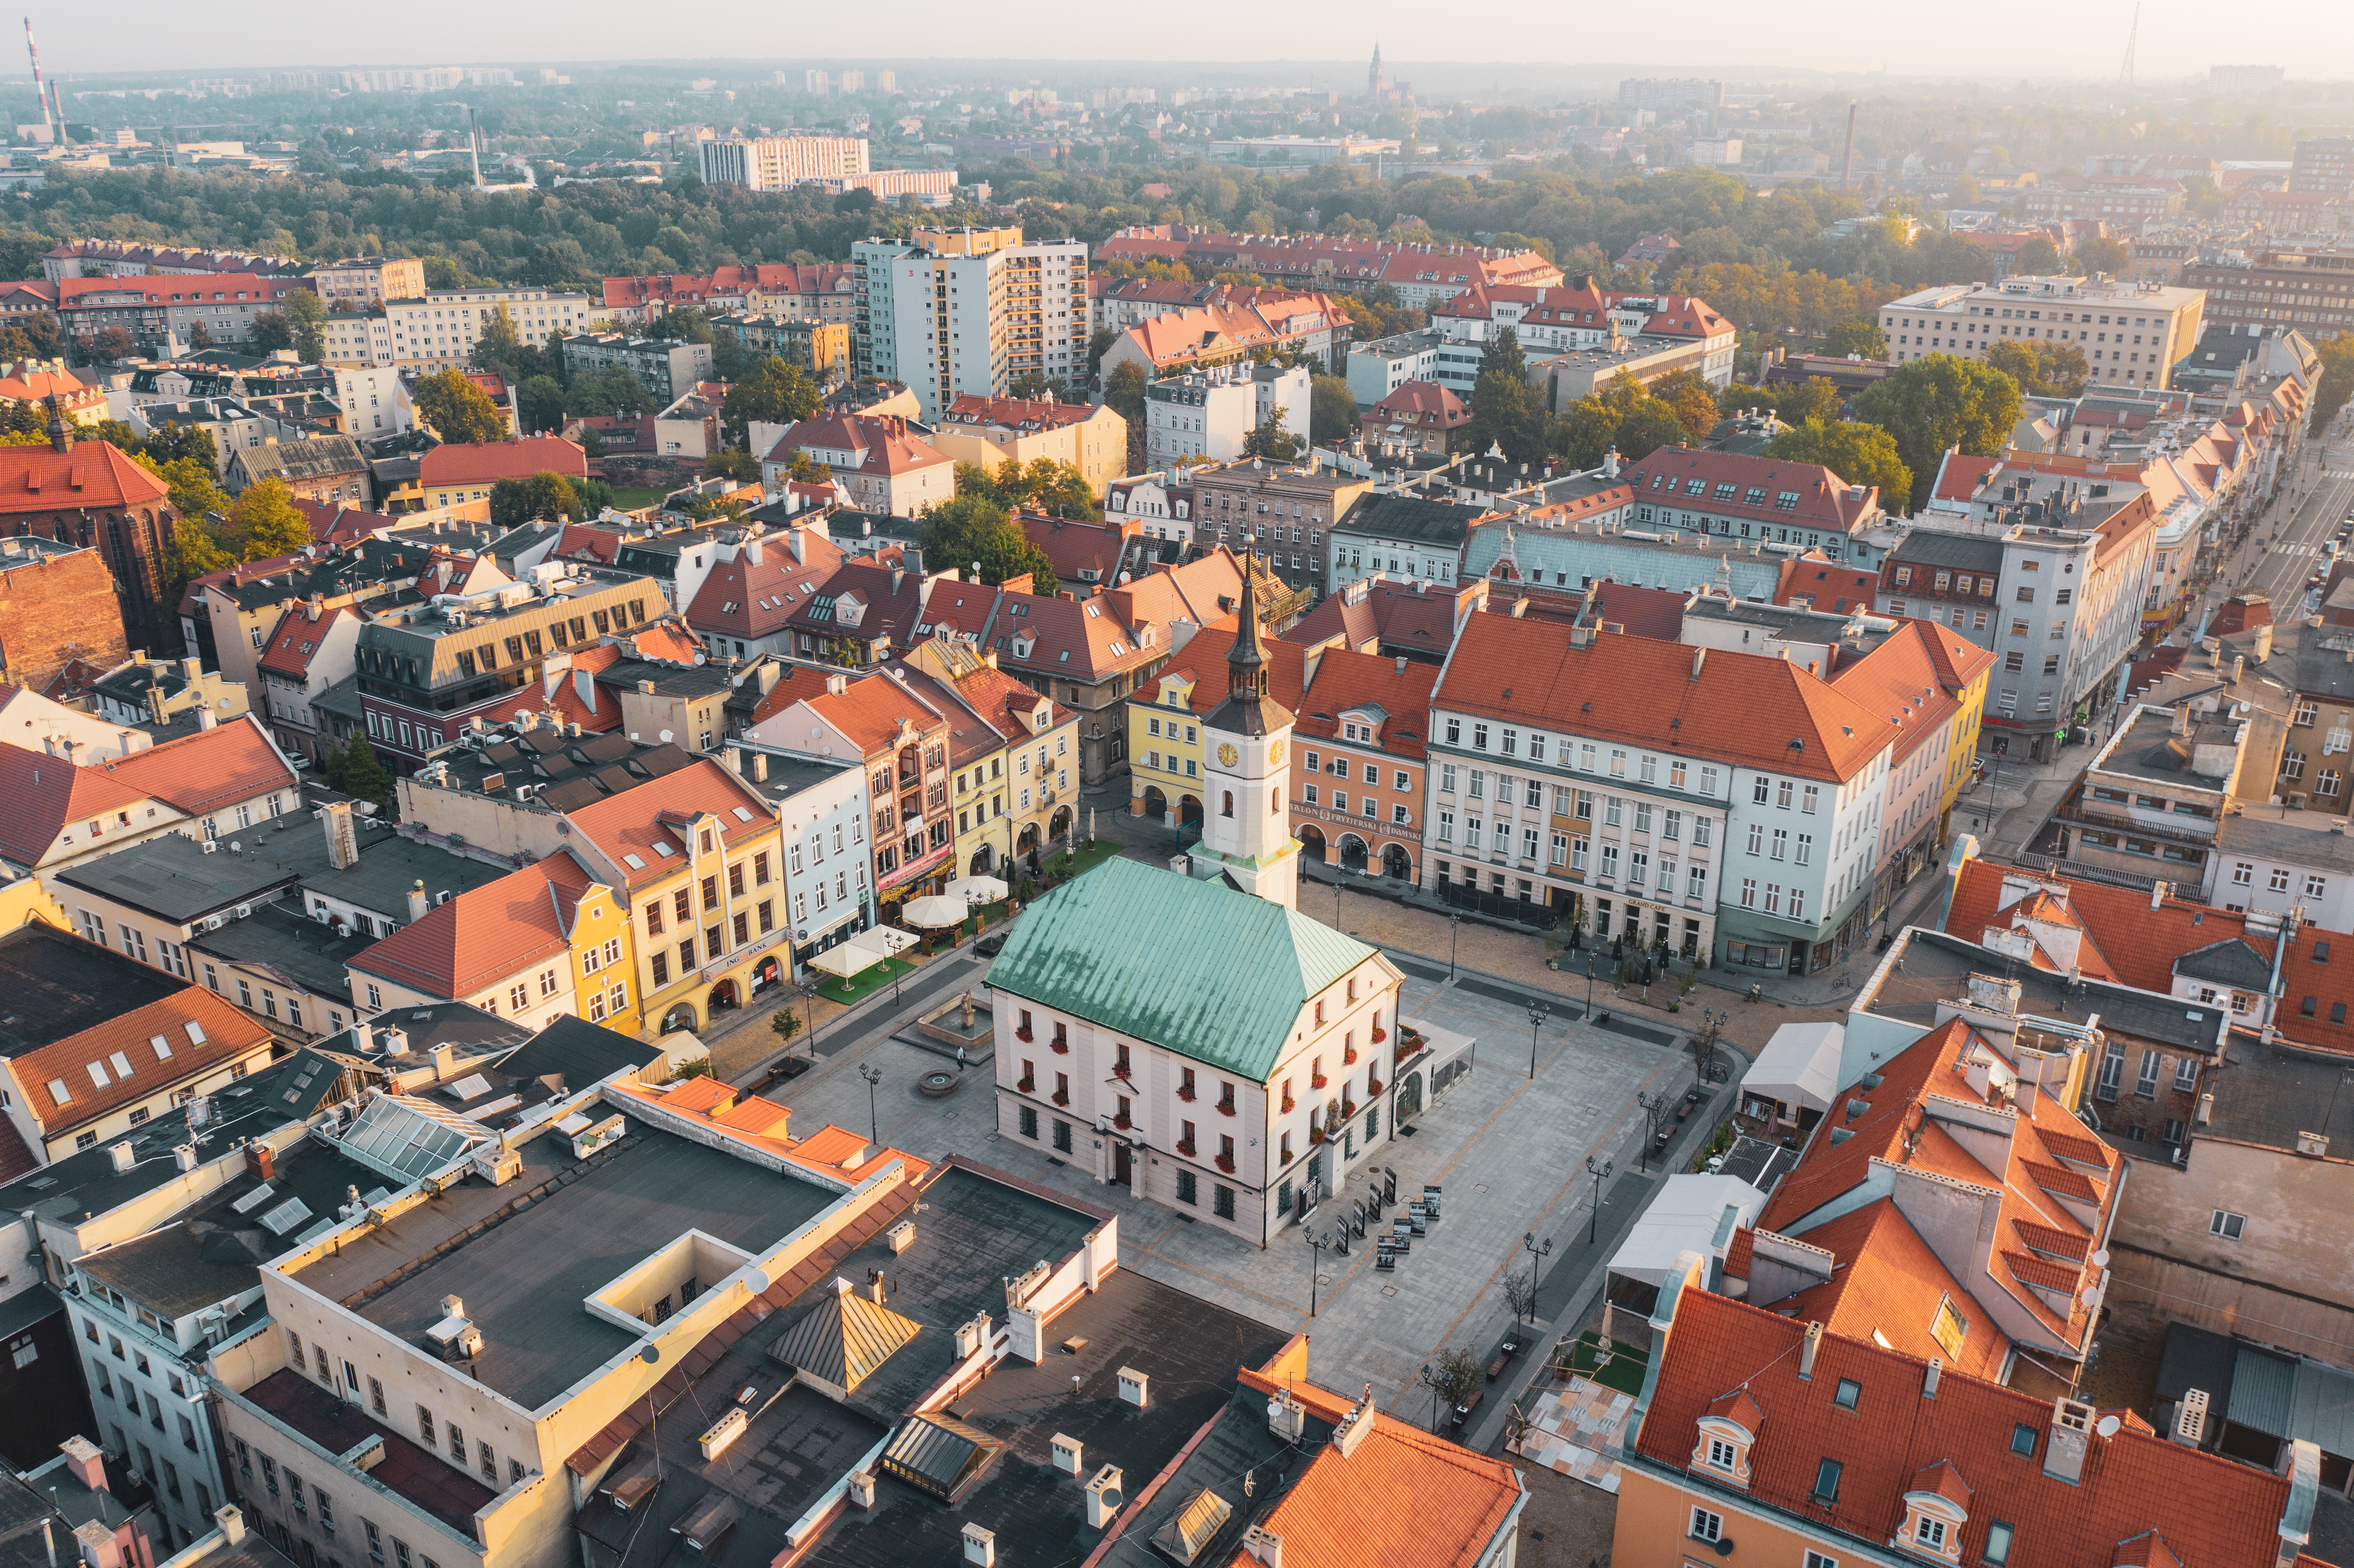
(1707, 1437), (1737, 1469)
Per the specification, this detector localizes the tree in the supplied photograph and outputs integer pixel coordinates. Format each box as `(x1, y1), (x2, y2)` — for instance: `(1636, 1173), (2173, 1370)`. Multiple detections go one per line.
(1008, 370), (1074, 402)
(706, 448), (760, 482)
(323, 734), (394, 807)
(1309, 374), (1359, 445)
(1612, 398), (1691, 462)
(489, 470), (582, 528)
(1243, 406), (1303, 462)
(576, 478), (615, 516)
(414, 368), (510, 444)
(1502, 1268), (1538, 1335)
(1649, 369), (1720, 444)
(1986, 340), (2088, 400)
(469, 305), (525, 374)
(281, 289), (327, 362)
(2073, 236), (2131, 277)
(186, 319), (214, 350)
(248, 312), (293, 353)
(515, 374), (565, 435)
(132, 451), (229, 522)
(1853, 355), (2024, 513)
(769, 1008), (803, 1053)
(719, 357), (822, 451)
(227, 478), (310, 560)
(1102, 360), (1148, 473)
(2016, 237), (2063, 276)
(1085, 326), (1118, 378)
(2312, 333), (2354, 433)
(1464, 327), (1544, 463)
(1428, 1345), (1484, 1417)
(1762, 419), (1914, 513)
(919, 493), (1059, 596)
(1822, 318), (1889, 360)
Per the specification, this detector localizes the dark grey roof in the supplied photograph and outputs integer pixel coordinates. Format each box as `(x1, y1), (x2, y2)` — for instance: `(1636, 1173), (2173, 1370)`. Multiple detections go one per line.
(1890, 529), (2007, 572)
(191, 899), (376, 997)
(1334, 491), (1482, 546)
(0, 1049), (350, 1221)
(2214, 812), (2354, 872)
(428, 723), (697, 810)
(2202, 1037), (2354, 1154)
(2155, 1319), (2239, 1405)
(56, 832), (302, 922)
(1866, 928), (2229, 1054)
(2291, 639), (2354, 705)
(0, 922), (184, 1058)
(494, 1014), (660, 1089)
(602, 656), (737, 697)
(2174, 938), (2274, 989)
(234, 434), (365, 483)
(769, 1285), (924, 1394)
(311, 672), (366, 722)
(293, 1125), (841, 1409)
(327, 1001), (530, 1073)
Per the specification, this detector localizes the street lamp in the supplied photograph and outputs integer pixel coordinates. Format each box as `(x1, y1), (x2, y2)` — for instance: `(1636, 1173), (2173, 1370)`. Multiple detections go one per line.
(1521, 1231), (1553, 1329)
(859, 1064), (882, 1148)
(1304, 1228), (1333, 1317)
(1585, 1154), (1613, 1245)
(1417, 1360), (1445, 1432)
(1527, 1001), (1548, 1080)
(1448, 913), (1462, 981)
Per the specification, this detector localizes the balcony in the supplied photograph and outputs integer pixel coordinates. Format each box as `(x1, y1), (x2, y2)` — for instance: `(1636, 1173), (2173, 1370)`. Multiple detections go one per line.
(2057, 801), (2219, 850)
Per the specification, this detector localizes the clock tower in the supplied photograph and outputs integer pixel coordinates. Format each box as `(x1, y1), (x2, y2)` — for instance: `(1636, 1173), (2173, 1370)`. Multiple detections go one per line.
(1191, 558), (1300, 908)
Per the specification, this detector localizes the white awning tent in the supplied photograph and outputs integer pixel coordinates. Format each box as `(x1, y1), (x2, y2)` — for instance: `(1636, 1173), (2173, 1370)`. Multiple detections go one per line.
(1741, 1021), (1844, 1118)
(806, 925), (918, 980)
(1605, 1173), (1770, 1287)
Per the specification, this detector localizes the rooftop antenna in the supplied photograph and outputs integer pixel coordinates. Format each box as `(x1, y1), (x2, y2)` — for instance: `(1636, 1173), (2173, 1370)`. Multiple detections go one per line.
(22, 17), (56, 148)
(2119, 3), (2139, 87)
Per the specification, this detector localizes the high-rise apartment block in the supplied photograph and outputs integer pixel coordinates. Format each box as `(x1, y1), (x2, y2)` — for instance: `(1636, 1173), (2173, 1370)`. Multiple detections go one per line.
(850, 227), (1089, 421)
(696, 135), (868, 190)
(1877, 274), (2206, 391)
(2291, 136), (2354, 196)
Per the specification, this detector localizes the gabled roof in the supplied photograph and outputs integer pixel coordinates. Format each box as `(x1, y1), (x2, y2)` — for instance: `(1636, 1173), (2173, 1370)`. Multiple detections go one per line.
(11, 985), (273, 1137)
(417, 437), (588, 487)
(682, 534), (844, 638)
(1831, 622), (1989, 765)
(234, 434), (366, 484)
(1635, 1289), (2298, 1568)
(1943, 856), (2271, 998)
(107, 716), (299, 817)
(986, 857), (1381, 1080)
(1368, 379), (1469, 423)
(1435, 615), (1894, 784)
(0, 745), (153, 866)
(257, 603), (358, 679)
(349, 851), (596, 997)
(560, 758), (775, 889)
(0, 440), (171, 516)
(1627, 445), (1881, 533)
(1757, 1198), (2011, 1383)
(755, 665), (947, 756)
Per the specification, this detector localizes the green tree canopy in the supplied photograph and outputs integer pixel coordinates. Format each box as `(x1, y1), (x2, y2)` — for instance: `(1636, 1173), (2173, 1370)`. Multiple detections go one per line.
(415, 367), (510, 444)
(2312, 333), (2354, 433)
(1984, 339), (2088, 399)
(1464, 327), (1544, 463)
(719, 357), (822, 451)
(1852, 354), (2024, 513)
(515, 374), (565, 434)
(1309, 374), (1359, 445)
(322, 733), (394, 806)
(2072, 236), (2131, 276)
(1649, 368), (1720, 444)
(1761, 419), (1914, 512)
(489, 470), (582, 528)
(2017, 237), (2063, 276)
(1102, 360), (1149, 473)
(282, 289), (327, 362)
(919, 493), (1059, 596)
(1243, 406), (1304, 462)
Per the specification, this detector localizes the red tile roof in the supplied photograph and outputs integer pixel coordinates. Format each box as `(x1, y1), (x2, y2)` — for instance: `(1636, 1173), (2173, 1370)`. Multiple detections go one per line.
(349, 851), (596, 998)
(1436, 615), (1895, 783)
(0, 746), (152, 867)
(560, 758), (777, 890)
(938, 394), (1096, 432)
(12, 985), (272, 1137)
(1760, 1198), (2010, 1383)
(752, 666), (948, 759)
(682, 532), (845, 639)
(1284, 576), (1476, 655)
(1634, 1288), (2299, 1568)
(0, 441), (170, 516)
(1627, 446), (1884, 534)
(257, 602), (358, 679)
(417, 437), (588, 488)
(764, 414), (949, 477)
(107, 716), (299, 818)
(1369, 380), (1470, 425)
(1942, 856), (2271, 997)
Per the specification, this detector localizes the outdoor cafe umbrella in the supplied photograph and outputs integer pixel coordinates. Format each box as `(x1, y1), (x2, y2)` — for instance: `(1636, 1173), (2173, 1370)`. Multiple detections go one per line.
(944, 874), (1010, 904)
(903, 895), (970, 928)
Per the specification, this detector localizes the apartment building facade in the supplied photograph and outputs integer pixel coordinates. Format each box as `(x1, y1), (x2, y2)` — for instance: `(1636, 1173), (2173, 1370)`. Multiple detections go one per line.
(2180, 247), (2354, 340)
(1186, 461), (1372, 597)
(1625, 446), (1890, 566)
(1880, 274), (2207, 390)
(695, 135), (869, 190)
(1140, 361), (1308, 470)
(308, 257), (426, 307)
(379, 289), (592, 373)
(849, 227), (1089, 421)
(1425, 614), (1895, 976)
(558, 334), (714, 402)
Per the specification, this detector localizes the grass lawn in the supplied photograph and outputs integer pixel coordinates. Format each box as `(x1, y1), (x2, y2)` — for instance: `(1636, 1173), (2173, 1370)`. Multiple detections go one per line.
(813, 955), (918, 1006)
(1557, 1330), (1649, 1396)
(607, 485), (669, 511)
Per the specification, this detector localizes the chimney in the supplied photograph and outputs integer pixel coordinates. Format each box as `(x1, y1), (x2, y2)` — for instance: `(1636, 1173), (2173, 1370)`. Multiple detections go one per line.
(59, 1437), (107, 1494)
(72, 1524), (117, 1568)
(725, 746), (743, 775)
(245, 1142), (276, 1182)
(323, 800), (359, 869)
(45, 394), (71, 454)
(1242, 1527), (1283, 1567)
(2151, 880), (2169, 910)
(184, 656), (202, 682)
(146, 684), (168, 726)
(198, 704), (217, 731)
(431, 1040), (459, 1080)
(1923, 1358), (1942, 1399)
(1800, 1320), (1824, 1380)
(962, 1524), (996, 1567)
(214, 1507), (246, 1547)
(1051, 1434), (1083, 1476)
(407, 880), (429, 922)
(2043, 1398), (2094, 1483)
(1084, 1465), (1124, 1529)
(752, 753), (768, 782)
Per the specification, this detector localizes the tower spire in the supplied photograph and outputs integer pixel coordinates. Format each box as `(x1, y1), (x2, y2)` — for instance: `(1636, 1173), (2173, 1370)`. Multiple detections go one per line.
(1228, 552), (1270, 704)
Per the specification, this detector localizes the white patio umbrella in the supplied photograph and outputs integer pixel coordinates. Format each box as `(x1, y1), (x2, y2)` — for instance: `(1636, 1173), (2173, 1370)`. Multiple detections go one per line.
(805, 943), (881, 980)
(852, 925), (918, 958)
(945, 874), (1010, 904)
(903, 895), (970, 928)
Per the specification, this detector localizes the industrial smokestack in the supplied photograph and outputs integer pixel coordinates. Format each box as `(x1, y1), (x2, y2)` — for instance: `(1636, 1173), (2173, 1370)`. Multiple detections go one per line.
(1840, 102), (1859, 191)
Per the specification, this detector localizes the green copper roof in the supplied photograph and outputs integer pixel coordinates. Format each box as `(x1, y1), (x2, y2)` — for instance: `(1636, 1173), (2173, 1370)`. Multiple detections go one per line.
(986, 856), (1375, 1081)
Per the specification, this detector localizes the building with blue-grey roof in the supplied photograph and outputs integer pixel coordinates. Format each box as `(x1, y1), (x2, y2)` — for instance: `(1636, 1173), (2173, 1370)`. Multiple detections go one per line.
(1461, 520), (1787, 604)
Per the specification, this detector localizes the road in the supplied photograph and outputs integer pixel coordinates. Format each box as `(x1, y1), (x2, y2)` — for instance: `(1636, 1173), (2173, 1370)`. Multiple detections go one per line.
(2233, 434), (2354, 610)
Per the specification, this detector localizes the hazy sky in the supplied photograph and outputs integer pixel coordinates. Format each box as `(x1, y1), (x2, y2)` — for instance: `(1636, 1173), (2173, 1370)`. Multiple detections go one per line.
(22, 0), (2354, 89)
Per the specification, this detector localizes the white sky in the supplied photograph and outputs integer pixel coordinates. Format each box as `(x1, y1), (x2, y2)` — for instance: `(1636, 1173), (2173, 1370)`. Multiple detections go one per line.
(20, 0), (2353, 89)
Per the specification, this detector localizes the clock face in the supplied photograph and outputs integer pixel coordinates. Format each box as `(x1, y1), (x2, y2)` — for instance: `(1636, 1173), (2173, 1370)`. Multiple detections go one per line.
(1217, 743), (1239, 767)
(1268, 740), (1284, 765)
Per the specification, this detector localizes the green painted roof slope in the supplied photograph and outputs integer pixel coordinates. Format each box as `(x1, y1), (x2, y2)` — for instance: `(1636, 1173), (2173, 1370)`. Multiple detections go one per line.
(985, 856), (1373, 1080)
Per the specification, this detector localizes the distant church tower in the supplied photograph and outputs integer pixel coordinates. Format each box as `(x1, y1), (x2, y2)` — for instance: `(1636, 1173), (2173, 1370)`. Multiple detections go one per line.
(1368, 44), (1385, 101)
(1191, 561), (1300, 909)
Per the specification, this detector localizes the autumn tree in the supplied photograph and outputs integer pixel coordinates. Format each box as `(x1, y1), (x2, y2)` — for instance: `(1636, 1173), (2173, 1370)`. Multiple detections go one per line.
(919, 493), (1059, 596)
(227, 478), (311, 560)
(415, 368), (510, 444)
(718, 356), (822, 451)
(1821, 318), (1889, 360)
(1649, 369), (1720, 444)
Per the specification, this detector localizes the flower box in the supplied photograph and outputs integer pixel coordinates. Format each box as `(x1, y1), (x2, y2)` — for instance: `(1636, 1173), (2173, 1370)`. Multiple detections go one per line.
(1367, 1077), (1384, 1096)
(1280, 1096), (1295, 1114)
(1176, 1140), (1196, 1157)
(1018, 1076), (1036, 1094)
(1214, 1155), (1236, 1174)
(1051, 1090), (1070, 1107)
(1050, 1039), (1070, 1055)
(1342, 1048), (1358, 1065)
(1113, 1113), (1132, 1130)
(1310, 1125), (1326, 1145)
(1342, 1100), (1358, 1120)
(1217, 1100), (1237, 1117)
(1176, 1086), (1196, 1102)
(1310, 1074), (1329, 1089)
(1372, 1026), (1388, 1043)
(1015, 1027), (1034, 1042)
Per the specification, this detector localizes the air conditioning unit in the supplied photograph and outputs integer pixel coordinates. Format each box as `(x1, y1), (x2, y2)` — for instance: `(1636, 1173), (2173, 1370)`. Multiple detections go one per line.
(204, 915), (226, 932)
(436, 890), (452, 905)
(471, 1147), (522, 1186)
(425, 1314), (483, 1362)
(313, 908), (331, 925)
(234, 903), (253, 919)
(200, 840), (218, 854)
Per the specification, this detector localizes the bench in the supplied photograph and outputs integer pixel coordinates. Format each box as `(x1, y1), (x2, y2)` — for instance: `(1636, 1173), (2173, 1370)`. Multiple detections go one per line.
(1451, 1389), (1484, 1428)
(1485, 1353), (1507, 1381)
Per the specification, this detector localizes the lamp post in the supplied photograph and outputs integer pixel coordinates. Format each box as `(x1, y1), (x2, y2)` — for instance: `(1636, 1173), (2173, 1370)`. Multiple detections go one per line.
(1585, 1154), (1613, 1245)
(859, 1064), (882, 1148)
(1449, 913), (1462, 981)
(1417, 1360), (1444, 1432)
(1304, 1228), (1332, 1317)
(1522, 1231), (1553, 1329)
(1527, 1000), (1548, 1081)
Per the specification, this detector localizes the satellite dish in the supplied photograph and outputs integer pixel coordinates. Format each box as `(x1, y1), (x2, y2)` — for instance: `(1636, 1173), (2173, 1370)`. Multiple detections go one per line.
(639, 1344), (660, 1365)
(2090, 1249), (2110, 1268)
(2095, 1415), (2121, 1438)
(747, 1268), (772, 1295)
(659, 730), (673, 744)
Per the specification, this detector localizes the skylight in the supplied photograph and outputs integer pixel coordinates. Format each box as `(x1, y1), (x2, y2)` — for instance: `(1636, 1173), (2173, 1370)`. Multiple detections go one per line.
(653, 841), (677, 856)
(732, 806), (754, 821)
(185, 1021), (207, 1045)
(623, 852), (646, 870)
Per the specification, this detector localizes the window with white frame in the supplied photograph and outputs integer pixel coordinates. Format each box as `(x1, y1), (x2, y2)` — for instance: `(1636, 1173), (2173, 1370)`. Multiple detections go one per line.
(1690, 1509), (1722, 1543)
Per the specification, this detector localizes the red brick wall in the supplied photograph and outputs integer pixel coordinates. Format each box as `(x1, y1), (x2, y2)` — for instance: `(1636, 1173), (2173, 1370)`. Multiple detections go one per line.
(0, 547), (131, 688)
(3, 504), (180, 654)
